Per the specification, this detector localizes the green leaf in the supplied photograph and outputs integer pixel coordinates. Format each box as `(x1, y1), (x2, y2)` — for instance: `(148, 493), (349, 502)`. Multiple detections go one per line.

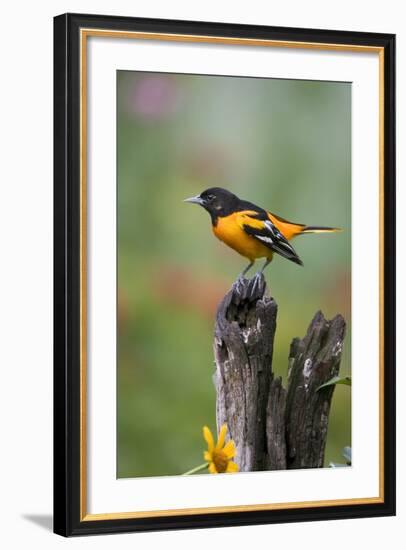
(317, 376), (351, 391)
(342, 446), (352, 464)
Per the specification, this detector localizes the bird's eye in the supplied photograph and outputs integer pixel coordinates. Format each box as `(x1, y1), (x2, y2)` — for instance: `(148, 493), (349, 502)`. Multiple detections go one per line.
(206, 194), (215, 202)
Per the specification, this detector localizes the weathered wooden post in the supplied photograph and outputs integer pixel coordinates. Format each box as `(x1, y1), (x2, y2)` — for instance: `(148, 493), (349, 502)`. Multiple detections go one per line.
(213, 274), (346, 471)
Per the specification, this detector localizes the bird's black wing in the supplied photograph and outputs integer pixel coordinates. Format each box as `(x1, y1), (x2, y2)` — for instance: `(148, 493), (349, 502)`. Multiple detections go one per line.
(241, 212), (303, 266)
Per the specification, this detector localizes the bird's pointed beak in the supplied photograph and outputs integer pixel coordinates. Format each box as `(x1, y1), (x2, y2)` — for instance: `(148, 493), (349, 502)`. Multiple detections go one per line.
(183, 195), (204, 205)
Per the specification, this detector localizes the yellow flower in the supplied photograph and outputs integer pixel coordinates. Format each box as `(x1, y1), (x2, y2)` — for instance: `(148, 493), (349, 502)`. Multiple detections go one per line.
(203, 424), (239, 474)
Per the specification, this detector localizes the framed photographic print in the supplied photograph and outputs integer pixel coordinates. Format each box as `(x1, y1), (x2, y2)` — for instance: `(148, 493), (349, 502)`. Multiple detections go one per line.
(53, 13), (396, 536)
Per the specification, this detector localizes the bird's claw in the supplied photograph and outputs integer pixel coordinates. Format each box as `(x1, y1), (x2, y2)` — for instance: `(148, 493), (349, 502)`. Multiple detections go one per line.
(250, 272), (263, 296)
(232, 272), (268, 300)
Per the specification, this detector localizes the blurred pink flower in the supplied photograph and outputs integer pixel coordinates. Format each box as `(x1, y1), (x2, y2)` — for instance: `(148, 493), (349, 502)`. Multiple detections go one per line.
(127, 75), (179, 121)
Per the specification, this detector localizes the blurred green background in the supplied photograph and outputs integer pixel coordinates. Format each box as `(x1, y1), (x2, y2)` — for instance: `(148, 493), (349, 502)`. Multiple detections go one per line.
(117, 71), (351, 478)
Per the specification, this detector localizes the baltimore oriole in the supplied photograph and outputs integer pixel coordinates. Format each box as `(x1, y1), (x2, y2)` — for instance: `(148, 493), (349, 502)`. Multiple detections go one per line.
(184, 187), (341, 277)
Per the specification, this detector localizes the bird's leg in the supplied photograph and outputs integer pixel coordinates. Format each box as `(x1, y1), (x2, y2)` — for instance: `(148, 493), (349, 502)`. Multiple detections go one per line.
(251, 259), (272, 296)
(238, 260), (254, 280)
(260, 258), (272, 273)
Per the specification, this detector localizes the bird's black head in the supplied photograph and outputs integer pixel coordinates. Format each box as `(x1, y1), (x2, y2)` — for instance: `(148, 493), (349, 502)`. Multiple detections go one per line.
(184, 187), (240, 224)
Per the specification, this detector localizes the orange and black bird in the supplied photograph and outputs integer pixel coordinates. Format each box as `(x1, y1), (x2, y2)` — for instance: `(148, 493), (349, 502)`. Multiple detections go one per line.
(184, 187), (341, 278)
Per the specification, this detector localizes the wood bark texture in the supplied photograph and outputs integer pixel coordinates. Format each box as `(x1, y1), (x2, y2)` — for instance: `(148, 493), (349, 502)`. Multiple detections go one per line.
(213, 274), (346, 472)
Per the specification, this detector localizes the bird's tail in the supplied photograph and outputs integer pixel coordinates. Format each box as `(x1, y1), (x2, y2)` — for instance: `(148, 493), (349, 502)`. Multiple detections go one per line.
(300, 225), (342, 234)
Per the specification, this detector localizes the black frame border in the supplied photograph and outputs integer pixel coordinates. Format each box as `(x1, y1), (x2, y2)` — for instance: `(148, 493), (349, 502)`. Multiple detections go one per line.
(54, 12), (396, 537)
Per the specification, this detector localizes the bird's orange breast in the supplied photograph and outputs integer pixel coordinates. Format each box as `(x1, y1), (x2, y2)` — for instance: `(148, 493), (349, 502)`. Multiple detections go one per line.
(212, 212), (273, 261)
